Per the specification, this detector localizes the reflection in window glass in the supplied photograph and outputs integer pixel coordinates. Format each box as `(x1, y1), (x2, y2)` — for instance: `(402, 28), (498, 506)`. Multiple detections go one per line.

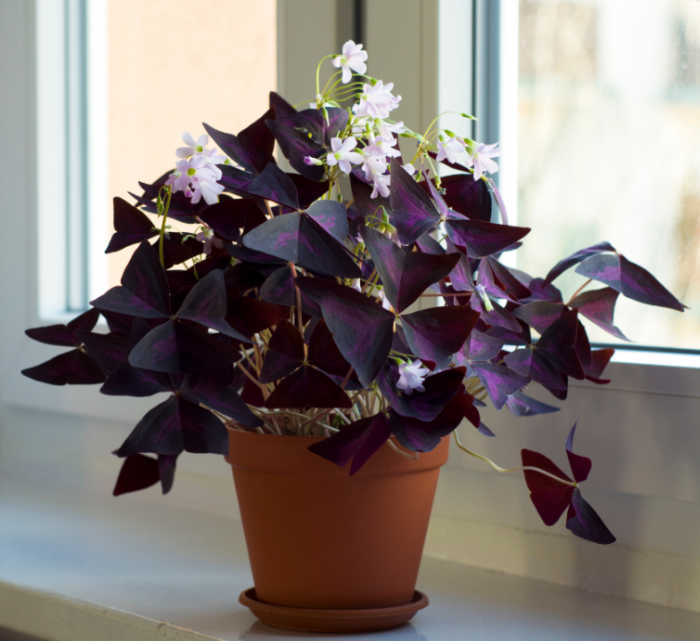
(105, 0), (276, 286)
(516, 0), (699, 349)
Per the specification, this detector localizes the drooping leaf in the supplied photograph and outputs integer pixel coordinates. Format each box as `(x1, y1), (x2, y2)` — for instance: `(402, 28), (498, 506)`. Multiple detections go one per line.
(536, 309), (585, 380)
(265, 366), (352, 409)
(363, 227), (459, 313)
(22, 349), (105, 385)
(319, 286), (395, 387)
(504, 348), (568, 400)
(400, 306), (479, 366)
(565, 489), (616, 544)
(575, 253), (686, 311)
(446, 219), (530, 258)
(308, 413), (392, 475)
(158, 454), (177, 494)
(389, 160), (440, 244)
(106, 197), (156, 253)
(25, 308), (100, 346)
(470, 362), (529, 409)
(545, 242), (616, 283)
(584, 348), (615, 383)
(505, 391), (559, 417)
(113, 454), (160, 496)
(565, 423), (592, 483)
(243, 212), (360, 278)
(521, 448), (573, 526)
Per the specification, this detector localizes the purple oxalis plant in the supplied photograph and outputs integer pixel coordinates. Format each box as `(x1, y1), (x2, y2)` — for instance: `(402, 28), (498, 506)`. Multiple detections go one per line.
(23, 41), (686, 545)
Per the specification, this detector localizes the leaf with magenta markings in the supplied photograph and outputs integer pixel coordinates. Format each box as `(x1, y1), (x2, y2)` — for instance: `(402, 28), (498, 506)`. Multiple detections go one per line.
(377, 362), (466, 422)
(363, 227), (459, 313)
(570, 287), (628, 341)
(477, 257), (531, 301)
(106, 197), (156, 253)
(505, 391), (559, 417)
(446, 219), (530, 258)
(305, 200), (349, 242)
(505, 348), (568, 400)
(513, 301), (566, 334)
(400, 306), (479, 367)
(259, 321), (304, 382)
(265, 366), (352, 409)
(389, 160), (440, 244)
(575, 253), (686, 311)
(243, 212), (360, 278)
(115, 395), (228, 457)
(308, 413), (392, 475)
(470, 362), (529, 409)
(319, 286), (395, 387)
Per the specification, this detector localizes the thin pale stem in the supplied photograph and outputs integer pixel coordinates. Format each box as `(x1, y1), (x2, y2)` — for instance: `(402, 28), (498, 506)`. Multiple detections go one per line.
(567, 278), (593, 306)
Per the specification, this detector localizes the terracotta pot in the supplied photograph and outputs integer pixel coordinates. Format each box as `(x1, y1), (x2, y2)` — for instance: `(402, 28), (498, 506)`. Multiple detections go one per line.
(227, 428), (448, 615)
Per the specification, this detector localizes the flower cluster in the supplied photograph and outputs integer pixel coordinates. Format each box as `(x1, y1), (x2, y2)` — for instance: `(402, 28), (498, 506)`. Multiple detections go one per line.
(165, 133), (226, 205)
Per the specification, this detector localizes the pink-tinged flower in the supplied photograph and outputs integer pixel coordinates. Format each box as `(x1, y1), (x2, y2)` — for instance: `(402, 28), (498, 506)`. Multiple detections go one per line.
(326, 136), (363, 174)
(196, 225), (224, 255)
(468, 142), (500, 180)
(332, 40), (368, 84)
(370, 172), (391, 199)
(353, 81), (402, 119)
(176, 132), (226, 165)
(167, 155), (224, 206)
(436, 136), (467, 164)
(397, 360), (430, 394)
(365, 133), (401, 160)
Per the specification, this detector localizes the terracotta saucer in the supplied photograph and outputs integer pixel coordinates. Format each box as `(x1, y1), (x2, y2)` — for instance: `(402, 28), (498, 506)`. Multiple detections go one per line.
(239, 588), (429, 633)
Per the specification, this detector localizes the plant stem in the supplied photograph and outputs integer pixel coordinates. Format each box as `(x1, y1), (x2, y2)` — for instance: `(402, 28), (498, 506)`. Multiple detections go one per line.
(567, 278), (593, 306)
(157, 186), (173, 269)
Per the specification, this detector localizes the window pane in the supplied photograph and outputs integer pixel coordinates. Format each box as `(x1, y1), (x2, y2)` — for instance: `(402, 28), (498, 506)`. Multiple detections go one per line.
(517, 0), (700, 349)
(104, 0), (276, 287)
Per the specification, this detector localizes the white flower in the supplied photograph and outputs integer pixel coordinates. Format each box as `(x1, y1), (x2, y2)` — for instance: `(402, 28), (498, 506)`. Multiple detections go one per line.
(370, 172), (391, 199)
(326, 136), (363, 174)
(397, 360), (430, 394)
(401, 163), (416, 176)
(353, 81), (402, 119)
(167, 155), (224, 206)
(176, 132), (226, 165)
(468, 142), (500, 180)
(332, 40), (368, 84)
(436, 135), (467, 164)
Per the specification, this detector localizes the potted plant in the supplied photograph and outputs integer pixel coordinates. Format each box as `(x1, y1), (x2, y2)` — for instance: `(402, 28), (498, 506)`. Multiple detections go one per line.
(22, 41), (685, 633)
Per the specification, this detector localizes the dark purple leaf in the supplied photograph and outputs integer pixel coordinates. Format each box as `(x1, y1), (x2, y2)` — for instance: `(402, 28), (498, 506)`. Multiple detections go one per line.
(477, 422), (495, 437)
(584, 348), (615, 383)
(115, 395), (228, 456)
(22, 349), (105, 385)
(570, 287), (629, 341)
(349, 173), (390, 227)
(82, 331), (131, 374)
(575, 253), (686, 312)
(446, 219), (530, 258)
(537, 309), (585, 380)
(269, 91), (296, 119)
(106, 197), (156, 253)
(545, 242), (616, 283)
(389, 160), (440, 244)
(91, 286), (167, 319)
(478, 257), (531, 301)
(504, 348), (568, 400)
(566, 489), (616, 544)
(470, 362), (529, 409)
(440, 172), (492, 221)
(25, 308), (100, 346)
(180, 375), (261, 427)
(401, 306), (479, 366)
(259, 321), (304, 382)
(308, 413), (392, 475)
(377, 363), (466, 422)
(227, 297), (288, 337)
(319, 286), (395, 387)
(287, 173), (330, 209)
(204, 110), (274, 173)
(100, 364), (171, 397)
(121, 241), (170, 315)
(305, 200), (349, 241)
(521, 448), (573, 526)
(158, 455), (177, 493)
(505, 392), (559, 417)
(199, 196), (266, 241)
(219, 164), (256, 195)
(513, 301), (565, 334)
(460, 329), (504, 362)
(308, 319), (352, 377)
(265, 366), (352, 409)
(113, 454), (160, 496)
(259, 266), (296, 307)
(363, 227), (459, 313)
(245, 162), (300, 209)
(243, 212), (360, 278)
(266, 113), (325, 181)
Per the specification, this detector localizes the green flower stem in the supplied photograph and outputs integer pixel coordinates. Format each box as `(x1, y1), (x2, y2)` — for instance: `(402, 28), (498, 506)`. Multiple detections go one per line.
(315, 54), (336, 97)
(157, 185), (173, 269)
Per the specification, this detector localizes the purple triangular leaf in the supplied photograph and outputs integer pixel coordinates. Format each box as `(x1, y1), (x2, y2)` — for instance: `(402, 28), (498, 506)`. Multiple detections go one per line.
(100, 364), (171, 397)
(226, 296), (288, 338)
(26, 308), (100, 346)
(121, 241), (171, 315)
(204, 110), (274, 173)
(198, 196), (266, 241)
(245, 162), (299, 209)
(566, 489), (616, 544)
(470, 362), (529, 409)
(521, 449), (573, 526)
(91, 286), (168, 319)
(478, 257), (531, 301)
(505, 391), (559, 417)
(308, 319), (352, 377)
(545, 242), (616, 283)
(584, 348), (615, 383)
(287, 173), (330, 209)
(259, 321), (305, 383)
(22, 349), (105, 385)
(565, 423), (592, 483)
(266, 113), (325, 181)
(440, 172), (492, 221)
(319, 286), (395, 387)
(575, 253), (686, 311)
(537, 309), (585, 379)
(504, 348), (568, 400)
(113, 454), (160, 496)
(158, 454), (177, 494)
(400, 305), (479, 366)
(305, 200), (349, 242)
(570, 287), (629, 341)
(265, 366), (352, 409)
(363, 227), (459, 313)
(513, 301), (565, 334)
(243, 212), (360, 278)
(446, 219), (530, 258)
(377, 363), (466, 422)
(389, 160), (440, 244)
(180, 374), (260, 427)
(106, 197), (156, 253)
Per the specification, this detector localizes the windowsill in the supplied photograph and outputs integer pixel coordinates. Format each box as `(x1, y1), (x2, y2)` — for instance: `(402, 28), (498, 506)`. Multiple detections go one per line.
(2, 476), (700, 641)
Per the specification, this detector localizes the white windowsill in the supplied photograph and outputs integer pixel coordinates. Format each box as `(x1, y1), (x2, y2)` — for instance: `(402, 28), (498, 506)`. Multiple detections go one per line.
(2, 476), (700, 641)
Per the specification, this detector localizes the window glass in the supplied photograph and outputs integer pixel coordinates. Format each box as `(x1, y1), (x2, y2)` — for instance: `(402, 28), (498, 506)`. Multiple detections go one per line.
(515, 0), (700, 349)
(104, 0), (276, 287)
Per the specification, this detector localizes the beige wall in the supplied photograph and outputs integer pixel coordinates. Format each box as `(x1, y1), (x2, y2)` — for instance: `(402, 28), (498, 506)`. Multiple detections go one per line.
(107, 0), (276, 285)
